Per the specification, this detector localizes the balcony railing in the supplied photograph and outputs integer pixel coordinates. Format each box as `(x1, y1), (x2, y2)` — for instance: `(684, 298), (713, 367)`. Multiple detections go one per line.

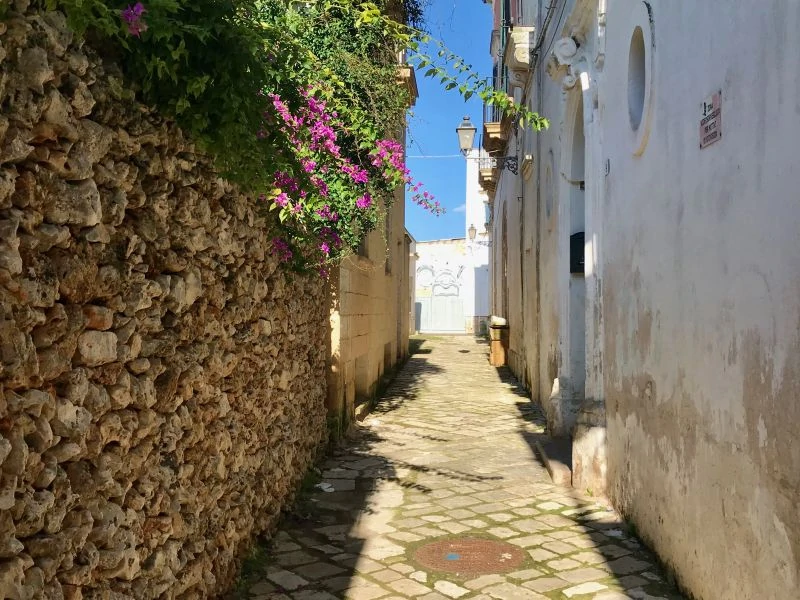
(477, 137), (498, 195)
(482, 74), (510, 154)
(483, 101), (505, 127)
(478, 145), (498, 171)
(482, 73), (508, 124)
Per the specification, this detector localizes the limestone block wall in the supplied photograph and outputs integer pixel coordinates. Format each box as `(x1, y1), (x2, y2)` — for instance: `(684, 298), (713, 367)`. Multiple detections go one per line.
(0, 9), (328, 599)
(328, 189), (408, 427)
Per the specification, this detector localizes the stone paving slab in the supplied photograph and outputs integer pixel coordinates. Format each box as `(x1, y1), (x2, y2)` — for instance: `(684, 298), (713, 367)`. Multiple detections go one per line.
(230, 337), (684, 600)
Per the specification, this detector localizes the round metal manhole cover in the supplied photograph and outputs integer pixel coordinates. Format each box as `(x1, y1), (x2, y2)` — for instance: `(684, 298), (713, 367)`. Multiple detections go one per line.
(412, 537), (526, 576)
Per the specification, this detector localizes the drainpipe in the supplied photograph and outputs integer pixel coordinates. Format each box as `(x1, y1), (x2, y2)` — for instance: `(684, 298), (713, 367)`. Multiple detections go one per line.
(518, 133), (524, 376)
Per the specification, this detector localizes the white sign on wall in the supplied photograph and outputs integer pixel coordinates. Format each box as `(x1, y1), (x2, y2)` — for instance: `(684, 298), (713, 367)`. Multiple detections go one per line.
(700, 92), (722, 149)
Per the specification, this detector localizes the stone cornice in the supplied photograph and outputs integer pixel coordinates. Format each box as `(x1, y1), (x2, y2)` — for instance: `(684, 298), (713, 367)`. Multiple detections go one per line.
(397, 64), (418, 107)
(503, 26), (534, 73)
(490, 29), (502, 60)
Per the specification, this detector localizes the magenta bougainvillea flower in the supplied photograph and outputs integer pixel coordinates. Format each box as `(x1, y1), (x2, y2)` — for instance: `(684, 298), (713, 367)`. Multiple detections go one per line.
(316, 205), (339, 222)
(121, 3), (148, 37)
(273, 192), (290, 207)
(356, 193), (372, 209)
(270, 238), (293, 262)
(341, 161), (369, 184)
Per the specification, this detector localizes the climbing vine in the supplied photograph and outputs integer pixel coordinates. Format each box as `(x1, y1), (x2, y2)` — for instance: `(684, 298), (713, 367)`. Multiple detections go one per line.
(38, 0), (547, 273)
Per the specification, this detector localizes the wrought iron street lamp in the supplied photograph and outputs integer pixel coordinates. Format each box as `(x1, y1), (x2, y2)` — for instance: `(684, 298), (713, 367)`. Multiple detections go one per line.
(455, 116), (519, 174)
(468, 223), (492, 247)
(456, 116), (477, 157)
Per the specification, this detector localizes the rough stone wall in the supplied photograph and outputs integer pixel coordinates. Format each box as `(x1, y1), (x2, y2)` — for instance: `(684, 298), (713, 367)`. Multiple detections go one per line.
(0, 8), (328, 599)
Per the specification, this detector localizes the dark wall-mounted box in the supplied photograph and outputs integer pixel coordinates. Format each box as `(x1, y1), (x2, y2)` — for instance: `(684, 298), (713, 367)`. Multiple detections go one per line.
(570, 232), (585, 274)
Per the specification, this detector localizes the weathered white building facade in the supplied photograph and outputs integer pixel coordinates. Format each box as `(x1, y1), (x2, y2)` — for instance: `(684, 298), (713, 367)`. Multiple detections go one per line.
(464, 148), (492, 335)
(413, 149), (491, 335)
(482, 1), (800, 598)
(407, 229), (418, 334)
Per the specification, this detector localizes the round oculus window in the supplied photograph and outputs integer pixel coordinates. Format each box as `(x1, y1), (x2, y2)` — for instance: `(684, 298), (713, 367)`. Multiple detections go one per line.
(628, 26), (646, 131)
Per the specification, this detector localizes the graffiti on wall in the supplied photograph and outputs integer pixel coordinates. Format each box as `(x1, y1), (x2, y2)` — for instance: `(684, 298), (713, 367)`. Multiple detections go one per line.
(416, 264), (464, 298)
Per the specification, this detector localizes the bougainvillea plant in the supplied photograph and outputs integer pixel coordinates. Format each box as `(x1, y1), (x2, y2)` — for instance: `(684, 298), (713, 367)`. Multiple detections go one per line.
(41, 0), (547, 274)
(260, 84), (441, 273)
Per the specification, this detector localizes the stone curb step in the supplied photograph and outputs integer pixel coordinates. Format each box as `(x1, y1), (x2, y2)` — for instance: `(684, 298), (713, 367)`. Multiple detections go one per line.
(534, 437), (573, 486)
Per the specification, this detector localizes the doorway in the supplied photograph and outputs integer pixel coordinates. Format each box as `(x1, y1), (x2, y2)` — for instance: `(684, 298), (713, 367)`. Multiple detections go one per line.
(568, 97), (586, 403)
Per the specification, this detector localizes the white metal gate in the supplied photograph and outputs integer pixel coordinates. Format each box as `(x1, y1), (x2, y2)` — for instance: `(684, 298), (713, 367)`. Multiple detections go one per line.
(416, 264), (465, 333)
(418, 297), (465, 332)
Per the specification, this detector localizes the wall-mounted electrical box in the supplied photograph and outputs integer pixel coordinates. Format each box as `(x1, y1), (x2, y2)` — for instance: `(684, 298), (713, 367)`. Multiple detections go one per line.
(570, 232), (585, 274)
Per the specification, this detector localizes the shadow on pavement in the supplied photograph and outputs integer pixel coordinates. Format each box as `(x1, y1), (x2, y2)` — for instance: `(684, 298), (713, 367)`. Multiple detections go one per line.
(228, 427), (406, 599)
(388, 459), (503, 485)
(493, 368), (686, 599)
(370, 338), (444, 415)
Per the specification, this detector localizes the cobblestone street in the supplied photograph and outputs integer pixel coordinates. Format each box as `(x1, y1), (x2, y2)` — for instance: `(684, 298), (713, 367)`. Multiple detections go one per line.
(235, 337), (684, 600)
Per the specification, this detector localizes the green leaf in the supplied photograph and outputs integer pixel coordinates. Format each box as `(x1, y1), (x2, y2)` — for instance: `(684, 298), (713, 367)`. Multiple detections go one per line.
(175, 97), (190, 114)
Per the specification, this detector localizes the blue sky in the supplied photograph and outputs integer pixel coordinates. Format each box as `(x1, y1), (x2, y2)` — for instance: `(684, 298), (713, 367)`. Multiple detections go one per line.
(404, 1), (493, 242)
